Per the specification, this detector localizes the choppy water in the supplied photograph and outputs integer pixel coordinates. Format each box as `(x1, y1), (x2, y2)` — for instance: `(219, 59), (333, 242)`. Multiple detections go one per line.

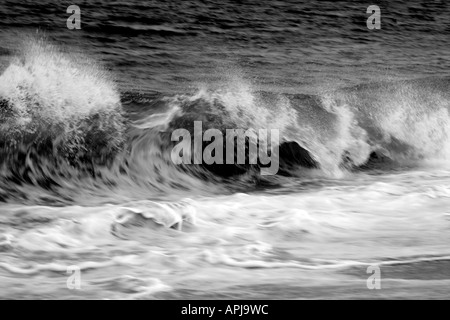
(1, 0), (450, 299)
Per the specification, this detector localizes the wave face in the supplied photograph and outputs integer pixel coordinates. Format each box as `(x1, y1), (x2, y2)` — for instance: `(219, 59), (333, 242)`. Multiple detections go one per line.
(2, 39), (450, 204)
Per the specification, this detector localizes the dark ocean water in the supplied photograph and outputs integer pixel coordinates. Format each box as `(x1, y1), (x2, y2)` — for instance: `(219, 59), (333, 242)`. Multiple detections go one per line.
(2, 0), (450, 94)
(1, 0), (450, 300)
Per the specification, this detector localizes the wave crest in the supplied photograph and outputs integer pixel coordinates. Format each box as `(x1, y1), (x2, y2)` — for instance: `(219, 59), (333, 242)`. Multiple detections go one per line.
(0, 38), (125, 163)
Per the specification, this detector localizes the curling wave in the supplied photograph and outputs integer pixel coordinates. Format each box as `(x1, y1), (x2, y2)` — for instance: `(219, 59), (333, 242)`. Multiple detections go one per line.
(1, 40), (450, 203)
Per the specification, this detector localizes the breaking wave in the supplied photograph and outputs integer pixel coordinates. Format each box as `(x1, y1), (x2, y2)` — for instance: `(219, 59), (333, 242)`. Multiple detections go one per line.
(1, 39), (450, 203)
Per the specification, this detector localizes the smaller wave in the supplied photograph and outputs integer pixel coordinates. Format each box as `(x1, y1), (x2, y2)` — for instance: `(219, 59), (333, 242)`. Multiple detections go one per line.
(0, 38), (126, 201)
(0, 38), (125, 159)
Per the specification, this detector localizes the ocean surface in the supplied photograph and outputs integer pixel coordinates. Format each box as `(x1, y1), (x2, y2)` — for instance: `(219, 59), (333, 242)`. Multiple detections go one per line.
(1, 0), (450, 299)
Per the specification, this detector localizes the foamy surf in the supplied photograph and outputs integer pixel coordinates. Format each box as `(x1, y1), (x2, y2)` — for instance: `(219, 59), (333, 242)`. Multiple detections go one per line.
(1, 167), (450, 299)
